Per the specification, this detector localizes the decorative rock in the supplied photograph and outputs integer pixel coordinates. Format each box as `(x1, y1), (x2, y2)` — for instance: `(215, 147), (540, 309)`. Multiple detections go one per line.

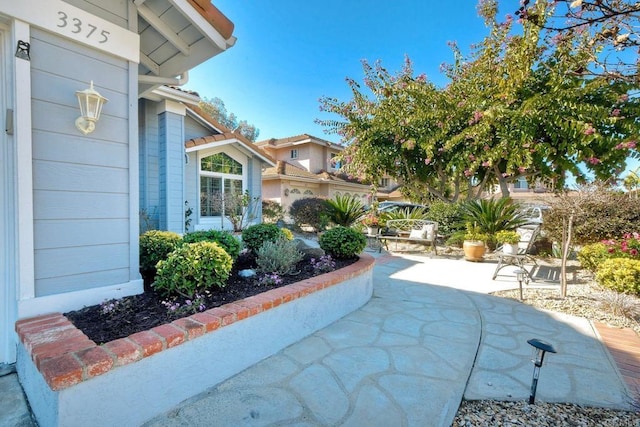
(294, 239), (325, 259)
(238, 269), (256, 278)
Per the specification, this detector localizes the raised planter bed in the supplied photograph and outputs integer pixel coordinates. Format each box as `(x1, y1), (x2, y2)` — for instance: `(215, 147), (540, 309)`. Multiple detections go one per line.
(16, 254), (375, 427)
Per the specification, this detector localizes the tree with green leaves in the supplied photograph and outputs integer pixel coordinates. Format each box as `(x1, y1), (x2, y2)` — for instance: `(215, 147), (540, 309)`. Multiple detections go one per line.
(199, 96), (260, 142)
(318, 0), (639, 201)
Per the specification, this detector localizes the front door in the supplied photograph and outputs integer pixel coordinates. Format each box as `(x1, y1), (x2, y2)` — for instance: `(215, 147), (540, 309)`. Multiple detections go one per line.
(0, 26), (16, 365)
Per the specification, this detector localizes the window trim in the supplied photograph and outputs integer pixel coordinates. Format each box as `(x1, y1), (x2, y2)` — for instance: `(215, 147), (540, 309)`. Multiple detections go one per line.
(197, 149), (248, 224)
(290, 149), (298, 159)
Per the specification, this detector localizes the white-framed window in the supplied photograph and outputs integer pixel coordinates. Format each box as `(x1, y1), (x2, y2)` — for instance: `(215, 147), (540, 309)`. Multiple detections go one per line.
(290, 149), (298, 159)
(379, 178), (390, 188)
(200, 152), (244, 217)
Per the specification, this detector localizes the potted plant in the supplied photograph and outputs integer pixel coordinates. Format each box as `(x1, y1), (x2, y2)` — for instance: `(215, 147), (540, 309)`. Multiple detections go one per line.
(463, 223), (488, 262)
(495, 230), (520, 254)
(361, 213), (380, 235)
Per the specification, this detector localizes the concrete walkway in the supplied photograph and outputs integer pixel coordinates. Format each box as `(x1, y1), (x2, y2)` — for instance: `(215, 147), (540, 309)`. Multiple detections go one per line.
(1, 250), (634, 427)
(142, 252), (632, 426)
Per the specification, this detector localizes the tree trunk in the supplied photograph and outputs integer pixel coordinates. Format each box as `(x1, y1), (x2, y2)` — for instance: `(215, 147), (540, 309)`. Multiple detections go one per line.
(560, 214), (574, 298)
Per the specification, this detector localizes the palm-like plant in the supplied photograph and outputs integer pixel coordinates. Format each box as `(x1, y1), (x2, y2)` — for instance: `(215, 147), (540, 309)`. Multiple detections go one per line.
(325, 194), (366, 226)
(462, 198), (528, 235)
(380, 206), (429, 222)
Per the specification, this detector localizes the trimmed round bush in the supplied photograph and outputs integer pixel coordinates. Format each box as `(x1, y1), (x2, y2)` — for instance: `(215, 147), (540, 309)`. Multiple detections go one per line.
(289, 197), (328, 231)
(319, 226), (366, 259)
(154, 241), (233, 298)
(241, 223), (284, 253)
(595, 258), (640, 295)
(183, 230), (242, 259)
(139, 230), (182, 272)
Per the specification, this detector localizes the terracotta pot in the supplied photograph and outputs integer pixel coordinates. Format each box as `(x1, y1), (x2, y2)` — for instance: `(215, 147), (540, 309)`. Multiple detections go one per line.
(463, 240), (486, 262)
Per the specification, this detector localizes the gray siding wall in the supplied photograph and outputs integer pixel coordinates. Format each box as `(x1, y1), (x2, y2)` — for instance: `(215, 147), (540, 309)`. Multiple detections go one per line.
(185, 115), (214, 141)
(30, 27), (132, 296)
(139, 100), (160, 231)
(185, 153), (198, 233)
(158, 112), (185, 233)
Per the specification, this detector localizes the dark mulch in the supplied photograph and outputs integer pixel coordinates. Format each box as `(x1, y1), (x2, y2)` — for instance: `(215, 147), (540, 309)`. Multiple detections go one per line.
(65, 253), (358, 345)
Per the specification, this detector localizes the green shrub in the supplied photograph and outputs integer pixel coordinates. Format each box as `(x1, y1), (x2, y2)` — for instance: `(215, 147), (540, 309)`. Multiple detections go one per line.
(426, 201), (464, 237)
(446, 230), (466, 247)
(326, 194), (366, 226)
(595, 258), (640, 295)
(262, 200), (284, 224)
(462, 198), (528, 235)
(577, 242), (610, 273)
(381, 207), (429, 222)
(543, 190), (640, 245)
(154, 242), (232, 298)
(241, 223), (284, 253)
(319, 226), (366, 259)
(256, 238), (304, 275)
(183, 230), (241, 259)
(139, 230), (182, 273)
(289, 197), (329, 231)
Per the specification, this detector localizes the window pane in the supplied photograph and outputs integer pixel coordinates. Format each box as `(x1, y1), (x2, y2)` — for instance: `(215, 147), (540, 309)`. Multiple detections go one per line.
(201, 176), (222, 216)
(200, 153), (242, 175)
(224, 179), (244, 216)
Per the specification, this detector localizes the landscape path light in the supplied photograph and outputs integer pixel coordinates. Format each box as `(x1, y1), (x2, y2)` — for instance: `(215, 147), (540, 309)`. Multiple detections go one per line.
(75, 81), (108, 135)
(515, 268), (526, 301)
(527, 338), (556, 404)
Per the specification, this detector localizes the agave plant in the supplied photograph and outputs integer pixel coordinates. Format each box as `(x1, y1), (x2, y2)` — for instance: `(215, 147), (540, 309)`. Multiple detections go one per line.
(325, 194), (366, 227)
(380, 206), (429, 222)
(462, 198), (528, 235)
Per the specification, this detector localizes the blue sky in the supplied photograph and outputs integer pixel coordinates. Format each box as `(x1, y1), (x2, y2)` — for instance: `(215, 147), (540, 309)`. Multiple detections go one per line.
(184, 0), (638, 180)
(184, 0), (493, 143)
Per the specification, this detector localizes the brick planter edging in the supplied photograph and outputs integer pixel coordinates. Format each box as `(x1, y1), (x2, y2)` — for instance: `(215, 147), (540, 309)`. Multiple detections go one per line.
(16, 254), (375, 392)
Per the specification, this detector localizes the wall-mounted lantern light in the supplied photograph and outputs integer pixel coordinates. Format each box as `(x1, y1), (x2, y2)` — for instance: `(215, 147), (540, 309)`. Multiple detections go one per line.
(527, 338), (556, 404)
(75, 81), (107, 135)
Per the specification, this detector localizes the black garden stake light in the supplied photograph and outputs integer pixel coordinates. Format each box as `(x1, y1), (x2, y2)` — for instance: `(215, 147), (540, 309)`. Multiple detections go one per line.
(527, 338), (556, 404)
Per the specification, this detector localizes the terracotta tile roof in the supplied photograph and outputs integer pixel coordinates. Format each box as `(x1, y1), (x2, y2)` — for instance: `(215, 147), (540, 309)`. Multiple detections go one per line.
(263, 162), (370, 188)
(256, 134), (343, 149)
(187, 0), (235, 40)
(263, 161), (318, 179)
(185, 105), (275, 165)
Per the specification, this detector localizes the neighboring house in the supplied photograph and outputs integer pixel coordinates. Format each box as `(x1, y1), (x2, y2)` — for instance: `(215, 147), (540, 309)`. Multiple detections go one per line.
(139, 93), (274, 233)
(256, 134), (373, 218)
(0, 0), (236, 365)
(486, 177), (553, 203)
(375, 176), (408, 203)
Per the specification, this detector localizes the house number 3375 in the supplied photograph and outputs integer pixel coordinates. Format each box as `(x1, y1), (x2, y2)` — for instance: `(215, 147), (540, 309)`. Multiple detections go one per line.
(57, 11), (110, 44)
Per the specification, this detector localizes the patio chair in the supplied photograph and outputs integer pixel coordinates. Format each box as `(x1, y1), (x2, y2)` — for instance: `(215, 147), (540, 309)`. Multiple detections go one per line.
(492, 224), (540, 281)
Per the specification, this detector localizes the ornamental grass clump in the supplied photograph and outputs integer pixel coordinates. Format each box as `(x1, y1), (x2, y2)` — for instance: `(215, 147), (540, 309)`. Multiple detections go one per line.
(319, 226), (366, 259)
(256, 238), (304, 275)
(154, 241), (232, 298)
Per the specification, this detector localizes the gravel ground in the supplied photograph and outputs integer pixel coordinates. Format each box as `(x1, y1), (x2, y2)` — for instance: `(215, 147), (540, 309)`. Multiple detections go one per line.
(453, 400), (640, 426)
(453, 259), (640, 426)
